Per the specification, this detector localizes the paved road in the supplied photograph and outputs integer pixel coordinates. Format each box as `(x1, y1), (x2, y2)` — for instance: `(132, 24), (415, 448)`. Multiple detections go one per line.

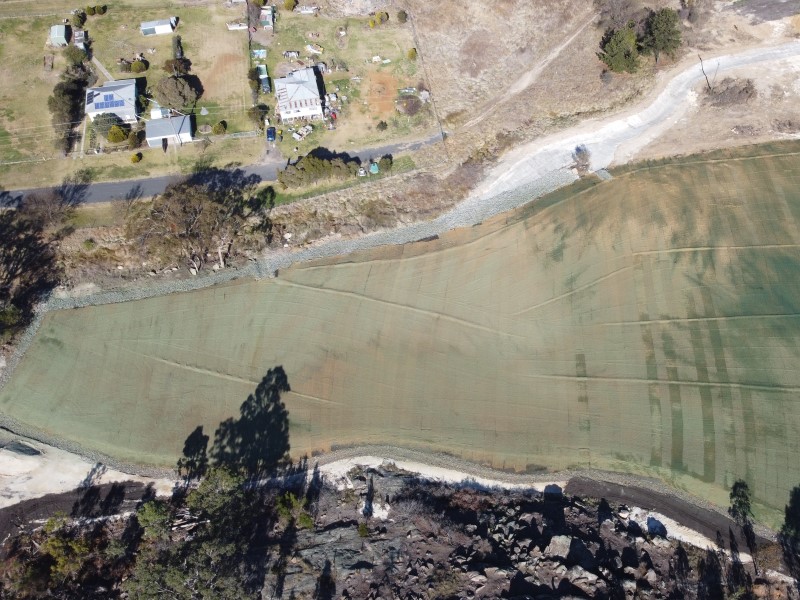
(2, 132), (445, 206)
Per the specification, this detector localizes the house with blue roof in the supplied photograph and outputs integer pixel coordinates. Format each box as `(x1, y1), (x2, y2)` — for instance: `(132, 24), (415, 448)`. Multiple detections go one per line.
(85, 80), (138, 124)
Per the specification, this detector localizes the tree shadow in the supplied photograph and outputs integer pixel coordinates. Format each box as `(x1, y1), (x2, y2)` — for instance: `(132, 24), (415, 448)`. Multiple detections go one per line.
(71, 482), (127, 518)
(780, 485), (800, 592)
(184, 165), (262, 212)
(314, 559), (336, 600)
(0, 211), (62, 339)
(209, 366), (291, 479)
(697, 546), (725, 600)
(305, 146), (361, 166)
(176, 425), (209, 481)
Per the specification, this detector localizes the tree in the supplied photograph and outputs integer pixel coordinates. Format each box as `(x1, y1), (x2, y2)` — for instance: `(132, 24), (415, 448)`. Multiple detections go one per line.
(247, 103), (269, 127)
(137, 500), (172, 543)
(598, 25), (639, 73)
(40, 516), (91, 583)
(126, 169), (263, 271)
(643, 8), (681, 64)
(72, 11), (87, 27)
(107, 124), (127, 143)
(163, 57), (191, 75)
(397, 9), (408, 23)
(92, 112), (123, 137)
(63, 45), (87, 67)
(153, 75), (201, 109)
(407, 47), (417, 61)
(729, 480), (753, 527)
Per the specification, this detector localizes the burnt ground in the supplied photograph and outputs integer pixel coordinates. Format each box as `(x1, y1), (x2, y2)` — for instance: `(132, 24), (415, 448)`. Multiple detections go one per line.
(728, 0), (800, 22)
(0, 481), (155, 543)
(565, 477), (773, 548)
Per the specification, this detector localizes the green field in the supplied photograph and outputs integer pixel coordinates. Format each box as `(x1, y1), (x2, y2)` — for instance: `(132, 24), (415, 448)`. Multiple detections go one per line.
(3, 144), (800, 524)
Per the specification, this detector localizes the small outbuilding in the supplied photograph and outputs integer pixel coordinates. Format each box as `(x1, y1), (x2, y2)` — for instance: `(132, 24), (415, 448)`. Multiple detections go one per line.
(145, 113), (193, 148)
(73, 29), (87, 50)
(259, 7), (274, 30)
(49, 24), (70, 47)
(140, 17), (177, 36)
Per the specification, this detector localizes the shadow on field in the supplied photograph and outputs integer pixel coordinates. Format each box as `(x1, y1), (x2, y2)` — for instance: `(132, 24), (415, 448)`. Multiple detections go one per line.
(0, 211), (62, 341)
(178, 366), (291, 481)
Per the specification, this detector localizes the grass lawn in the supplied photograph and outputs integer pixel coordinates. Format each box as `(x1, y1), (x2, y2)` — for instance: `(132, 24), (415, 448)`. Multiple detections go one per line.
(4, 143), (800, 528)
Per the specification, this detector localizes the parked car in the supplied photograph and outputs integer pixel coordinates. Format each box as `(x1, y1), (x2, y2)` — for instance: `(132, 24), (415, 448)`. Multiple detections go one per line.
(266, 127), (276, 142)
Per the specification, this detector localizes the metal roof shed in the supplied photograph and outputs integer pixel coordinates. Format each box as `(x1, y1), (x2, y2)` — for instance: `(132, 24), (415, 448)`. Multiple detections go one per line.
(140, 17), (177, 36)
(49, 24), (70, 46)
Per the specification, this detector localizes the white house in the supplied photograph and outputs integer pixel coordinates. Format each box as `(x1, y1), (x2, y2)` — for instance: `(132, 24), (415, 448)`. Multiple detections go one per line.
(85, 79), (138, 123)
(140, 17), (176, 36)
(145, 113), (193, 148)
(274, 67), (324, 122)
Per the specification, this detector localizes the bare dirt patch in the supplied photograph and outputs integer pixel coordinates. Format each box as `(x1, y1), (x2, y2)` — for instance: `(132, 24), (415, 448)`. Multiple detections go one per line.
(363, 70), (399, 118)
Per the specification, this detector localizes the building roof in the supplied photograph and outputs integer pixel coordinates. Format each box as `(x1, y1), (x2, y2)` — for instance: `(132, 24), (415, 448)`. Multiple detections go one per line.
(50, 24), (68, 43)
(145, 114), (192, 139)
(274, 68), (322, 114)
(140, 18), (175, 29)
(85, 79), (137, 115)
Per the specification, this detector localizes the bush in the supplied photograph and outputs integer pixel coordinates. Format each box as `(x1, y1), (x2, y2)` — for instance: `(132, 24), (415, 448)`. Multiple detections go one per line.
(378, 11), (389, 23)
(127, 130), (142, 149)
(297, 512), (314, 529)
(598, 25), (639, 73)
(376, 120), (388, 131)
(130, 60), (147, 73)
(358, 522), (369, 538)
(131, 152), (142, 163)
(108, 125), (127, 143)
(407, 47), (417, 61)
(283, 0), (297, 10)
(397, 9), (408, 23)
(163, 58), (191, 75)
(72, 11), (86, 27)
(211, 121), (227, 135)
(85, 5), (95, 15)
(172, 35), (183, 60)
(368, 19), (376, 28)
(97, 4), (106, 14)
(63, 45), (87, 66)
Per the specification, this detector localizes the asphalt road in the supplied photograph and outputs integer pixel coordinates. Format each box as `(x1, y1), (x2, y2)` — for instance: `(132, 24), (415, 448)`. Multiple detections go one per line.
(2, 131), (445, 206)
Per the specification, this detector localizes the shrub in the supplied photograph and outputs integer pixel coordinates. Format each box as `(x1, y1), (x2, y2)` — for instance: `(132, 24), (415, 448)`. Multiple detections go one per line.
(131, 152), (142, 163)
(127, 130), (142, 149)
(97, 4), (106, 14)
(397, 9), (408, 23)
(368, 19), (376, 28)
(598, 25), (639, 73)
(378, 11), (389, 23)
(82, 238), (97, 250)
(63, 45), (87, 66)
(85, 5), (95, 15)
(73, 11), (86, 27)
(211, 121), (227, 135)
(107, 125), (127, 143)
(283, 0), (296, 10)
(297, 512), (314, 529)
(130, 60), (147, 73)
(172, 35), (183, 59)
(407, 47), (417, 61)
(376, 120), (388, 131)
(358, 522), (369, 537)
